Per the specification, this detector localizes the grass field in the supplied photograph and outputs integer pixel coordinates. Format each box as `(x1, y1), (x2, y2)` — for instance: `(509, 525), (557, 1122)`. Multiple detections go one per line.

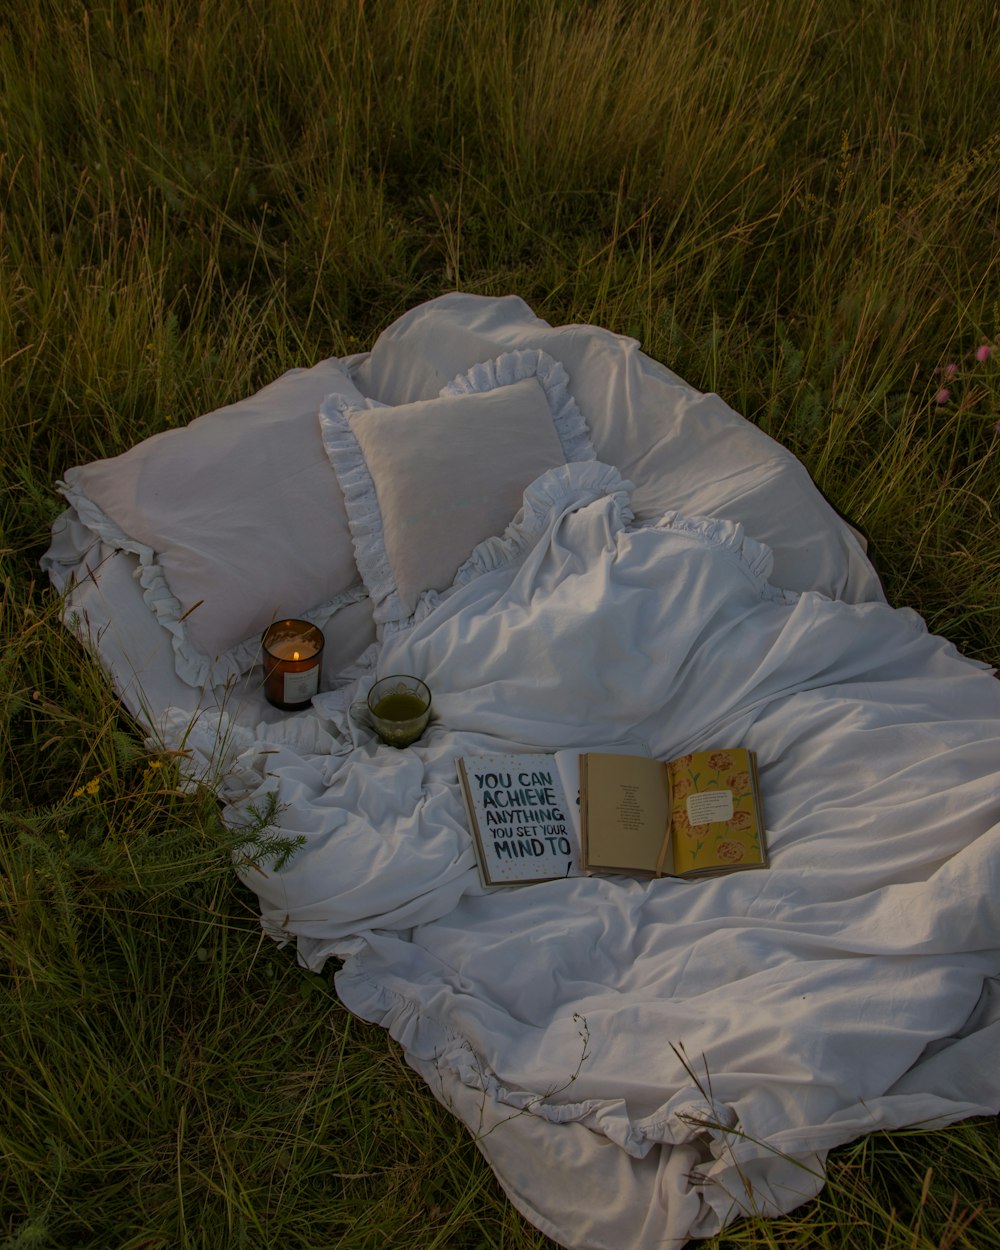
(2, 0), (999, 1246)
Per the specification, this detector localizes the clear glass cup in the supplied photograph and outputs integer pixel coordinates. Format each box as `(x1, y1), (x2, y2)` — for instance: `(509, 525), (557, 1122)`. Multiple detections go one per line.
(351, 675), (432, 747)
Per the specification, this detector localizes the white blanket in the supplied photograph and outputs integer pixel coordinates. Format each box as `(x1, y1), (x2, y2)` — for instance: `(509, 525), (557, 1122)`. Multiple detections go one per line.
(176, 462), (1000, 1249)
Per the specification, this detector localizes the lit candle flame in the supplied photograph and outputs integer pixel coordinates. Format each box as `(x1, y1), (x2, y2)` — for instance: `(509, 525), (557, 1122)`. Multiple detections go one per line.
(292, 650), (300, 661)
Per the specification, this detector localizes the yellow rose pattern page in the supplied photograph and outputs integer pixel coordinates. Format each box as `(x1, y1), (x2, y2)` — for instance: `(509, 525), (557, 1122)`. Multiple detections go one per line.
(668, 749), (766, 875)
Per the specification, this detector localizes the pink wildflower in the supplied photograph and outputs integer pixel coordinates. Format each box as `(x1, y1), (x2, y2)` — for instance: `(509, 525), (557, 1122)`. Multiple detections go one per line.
(975, 344), (992, 363)
(935, 388), (951, 405)
(943, 362), (959, 378)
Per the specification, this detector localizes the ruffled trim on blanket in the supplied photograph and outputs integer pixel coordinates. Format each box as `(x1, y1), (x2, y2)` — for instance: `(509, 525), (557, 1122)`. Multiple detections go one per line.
(54, 473), (370, 688)
(335, 957), (746, 1163)
(406, 461), (635, 631)
(655, 510), (793, 604)
(318, 348), (598, 633)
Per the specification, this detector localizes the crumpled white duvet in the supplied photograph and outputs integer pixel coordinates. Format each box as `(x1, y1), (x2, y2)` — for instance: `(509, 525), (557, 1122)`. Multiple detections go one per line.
(184, 462), (1000, 1250)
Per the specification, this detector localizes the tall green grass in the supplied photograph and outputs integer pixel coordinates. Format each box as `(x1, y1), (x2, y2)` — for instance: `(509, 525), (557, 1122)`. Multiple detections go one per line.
(2, 0), (998, 1246)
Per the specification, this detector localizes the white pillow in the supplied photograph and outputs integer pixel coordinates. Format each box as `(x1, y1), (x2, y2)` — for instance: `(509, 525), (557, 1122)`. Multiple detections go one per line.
(56, 360), (370, 687)
(351, 293), (886, 605)
(319, 349), (595, 630)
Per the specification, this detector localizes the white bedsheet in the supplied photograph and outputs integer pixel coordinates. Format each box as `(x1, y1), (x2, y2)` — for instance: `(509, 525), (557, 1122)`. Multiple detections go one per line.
(170, 462), (1000, 1249)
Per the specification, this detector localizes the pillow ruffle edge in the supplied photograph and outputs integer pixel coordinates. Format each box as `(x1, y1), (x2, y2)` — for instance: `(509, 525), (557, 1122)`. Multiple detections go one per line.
(440, 347), (596, 467)
(317, 393), (408, 629)
(319, 348), (599, 635)
(55, 470), (370, 688)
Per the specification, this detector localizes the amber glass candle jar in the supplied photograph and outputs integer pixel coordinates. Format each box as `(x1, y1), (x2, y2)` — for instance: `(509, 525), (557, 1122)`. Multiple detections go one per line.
(261, 619), (324, 710)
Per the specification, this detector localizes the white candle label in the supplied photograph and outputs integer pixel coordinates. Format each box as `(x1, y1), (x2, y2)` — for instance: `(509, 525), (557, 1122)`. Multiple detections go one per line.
(687, 790), (734, 825)
(283, 666), (319, 705)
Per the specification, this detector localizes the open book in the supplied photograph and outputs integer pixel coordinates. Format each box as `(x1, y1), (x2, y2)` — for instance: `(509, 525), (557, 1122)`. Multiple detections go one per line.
(580, 748), (767, 878)
(458, 746), (766, 885)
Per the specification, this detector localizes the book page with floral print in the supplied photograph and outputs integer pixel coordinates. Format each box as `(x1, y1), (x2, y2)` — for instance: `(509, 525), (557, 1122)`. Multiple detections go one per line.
(668, 748), (766, 876)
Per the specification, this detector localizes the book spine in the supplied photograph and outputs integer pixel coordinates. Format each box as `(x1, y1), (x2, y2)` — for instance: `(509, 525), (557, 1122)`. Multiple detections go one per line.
(652, 761), (673, 878)
(457, 758), (493, 888)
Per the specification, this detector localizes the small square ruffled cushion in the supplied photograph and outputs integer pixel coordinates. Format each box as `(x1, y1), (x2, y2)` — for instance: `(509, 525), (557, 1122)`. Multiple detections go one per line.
(55, 360), (370, 687)
(319, 349), (596, 629)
